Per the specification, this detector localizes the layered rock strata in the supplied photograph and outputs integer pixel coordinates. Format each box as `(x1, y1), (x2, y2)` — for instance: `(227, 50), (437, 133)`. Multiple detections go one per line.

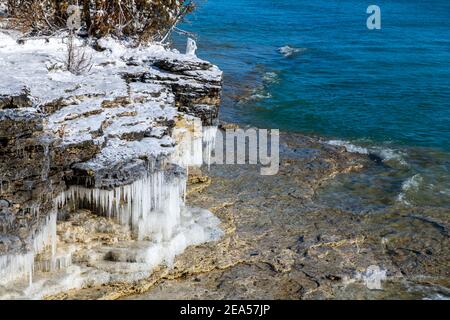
(0, 31), (222, 297)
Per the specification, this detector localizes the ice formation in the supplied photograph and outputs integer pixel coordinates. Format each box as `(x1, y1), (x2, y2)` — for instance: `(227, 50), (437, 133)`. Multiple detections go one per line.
(57, 171), (187, 241)
(56, 123), (218, 242)
(0, 253), (34, 287)
(186, 38), (197, 56)
(135, 206), (223, 268)
(0, 29), (223, 297)
(0, 125), (216, 293)
(171, 123), (204, 168)
(0, 211), (57, 286)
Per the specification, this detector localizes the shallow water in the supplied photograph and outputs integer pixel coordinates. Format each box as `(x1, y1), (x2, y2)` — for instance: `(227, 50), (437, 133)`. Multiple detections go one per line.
(316, 142), (450, 210)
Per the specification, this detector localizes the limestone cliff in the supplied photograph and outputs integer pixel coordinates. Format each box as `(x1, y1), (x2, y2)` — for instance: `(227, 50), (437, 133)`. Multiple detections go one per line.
(0, 30), (222, 297)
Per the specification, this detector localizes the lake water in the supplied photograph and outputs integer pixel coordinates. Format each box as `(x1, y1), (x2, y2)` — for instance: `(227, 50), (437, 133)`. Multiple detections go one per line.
(178, 0), (450, 208)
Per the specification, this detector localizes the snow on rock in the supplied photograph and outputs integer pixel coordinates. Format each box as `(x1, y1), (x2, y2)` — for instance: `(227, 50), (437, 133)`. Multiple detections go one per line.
(0, 29), (223, 296)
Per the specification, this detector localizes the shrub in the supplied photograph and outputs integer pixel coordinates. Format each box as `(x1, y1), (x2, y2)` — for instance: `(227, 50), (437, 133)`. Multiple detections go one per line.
(2, 0), (195, 44)
(64, 33), (93, 75)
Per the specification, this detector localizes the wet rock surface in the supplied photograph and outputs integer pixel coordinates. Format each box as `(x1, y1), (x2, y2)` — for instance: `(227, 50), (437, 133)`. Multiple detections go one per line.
(50, 131), (448, 300)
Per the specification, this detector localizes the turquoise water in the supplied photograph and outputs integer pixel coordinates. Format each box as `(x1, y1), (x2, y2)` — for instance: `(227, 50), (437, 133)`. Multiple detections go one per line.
(176, 0), (450, 208)
(180, 0), (450, 151)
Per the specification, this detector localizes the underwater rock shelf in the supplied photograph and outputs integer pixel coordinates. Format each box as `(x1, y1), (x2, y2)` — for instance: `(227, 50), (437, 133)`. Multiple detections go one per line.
(0, 31), (223, 298)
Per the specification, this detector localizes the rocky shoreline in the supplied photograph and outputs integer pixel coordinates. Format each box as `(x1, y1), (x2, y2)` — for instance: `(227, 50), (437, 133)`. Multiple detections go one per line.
(40, 130), (448, 300)
(125, 131), (449, 300)
(0, 29), (448, 300)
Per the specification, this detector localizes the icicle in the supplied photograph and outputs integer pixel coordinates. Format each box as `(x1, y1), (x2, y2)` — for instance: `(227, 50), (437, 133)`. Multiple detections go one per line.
(34, 251), (72, 273)
(29, 205), (40, 218)
(136, 206), (223, 269)
(31, 211), (57, 256)
(0, 210), (57, 286)
(0, 253), (34, 286)
(61, 171), (187, 241)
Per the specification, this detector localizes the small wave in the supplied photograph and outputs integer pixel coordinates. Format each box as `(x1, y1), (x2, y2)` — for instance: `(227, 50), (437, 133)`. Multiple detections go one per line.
(262, 72), (280, 84)
(248, 92), (272, 101)
(397, 174), (423, 206)
(326, 140), (409, 167)
(237, 88), (272, 104)
(372, 147), (408, 166)
(327, 140), (369, 154)
(401, 174), (423, 192)
(278, 46), (307, 58)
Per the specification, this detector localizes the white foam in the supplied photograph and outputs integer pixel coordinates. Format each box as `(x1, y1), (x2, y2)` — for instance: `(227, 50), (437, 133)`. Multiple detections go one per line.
(397, 174), (423, 206)
(326, 140), (408, 166)
(278, 46), (307, 57)
(250, 92), (272, 100)
(327, 140), (369, 154)
(401, 174), (423, 192)
(262, 72), (280, 84)
(372, 147), (408, 166)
